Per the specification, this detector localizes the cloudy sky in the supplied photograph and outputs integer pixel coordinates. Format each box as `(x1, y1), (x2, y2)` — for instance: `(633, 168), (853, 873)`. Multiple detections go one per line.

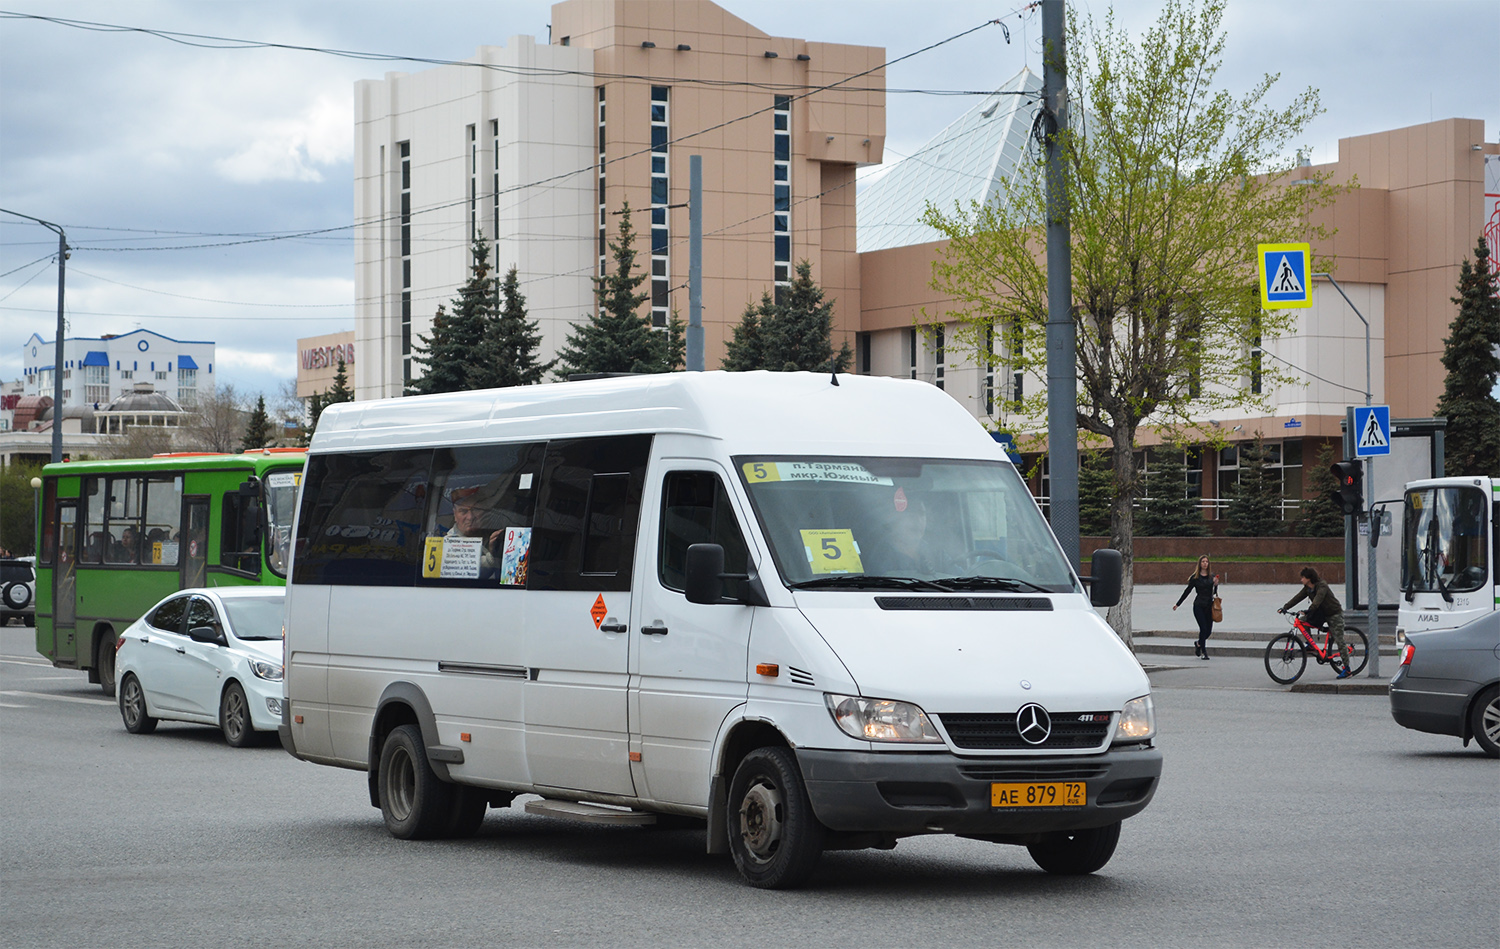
(2, 0), (1496, 404)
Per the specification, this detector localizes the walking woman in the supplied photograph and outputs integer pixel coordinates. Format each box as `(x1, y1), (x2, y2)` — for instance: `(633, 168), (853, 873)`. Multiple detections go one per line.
(1172, 555), (1220, 659)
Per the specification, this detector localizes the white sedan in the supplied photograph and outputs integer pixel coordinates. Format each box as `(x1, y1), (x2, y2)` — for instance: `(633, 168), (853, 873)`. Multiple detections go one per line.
(116, 587), (285, 747)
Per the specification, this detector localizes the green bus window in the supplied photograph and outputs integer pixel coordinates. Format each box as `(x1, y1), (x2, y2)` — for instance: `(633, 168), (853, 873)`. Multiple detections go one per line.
(40, 480), (58, 565)
(81, 478), (104, 564)
(144, 478), (182, 566)
(104, 477), (144, 565)
(221, 493), (262, 575)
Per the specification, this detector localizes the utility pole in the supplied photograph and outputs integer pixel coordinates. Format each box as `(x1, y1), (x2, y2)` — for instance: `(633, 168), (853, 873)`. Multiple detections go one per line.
(1, 209), (68, 463)
(687, 155), (704, 372)
(1041, 0), (1079, 565)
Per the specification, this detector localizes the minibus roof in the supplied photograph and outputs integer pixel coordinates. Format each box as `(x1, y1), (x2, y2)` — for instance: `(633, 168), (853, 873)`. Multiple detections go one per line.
(311, 370), (1008, 461)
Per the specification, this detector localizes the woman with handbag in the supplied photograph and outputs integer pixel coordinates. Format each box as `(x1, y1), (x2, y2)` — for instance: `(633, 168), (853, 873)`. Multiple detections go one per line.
(1172, 555), (1221, 659)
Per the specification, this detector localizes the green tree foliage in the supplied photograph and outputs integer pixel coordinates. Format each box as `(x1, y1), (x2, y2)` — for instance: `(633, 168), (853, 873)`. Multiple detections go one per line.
(1435, 236), (1500, 476)
(240, 395), (273, 452)
(1077, 449), (1115, 537)
(408, 235), (500, 396)
(472, 265), (555, 389)
(722, 260), (852, 372)
(1224, 434), (1285, 536)
(1296, 442), (1347, 538)
(0, 462), (42, 556)
(304, 356), (354, 445)
(1137, 452), (1208, 537)
(919, 0), (1341, 644)
(554, 204), (681, 377)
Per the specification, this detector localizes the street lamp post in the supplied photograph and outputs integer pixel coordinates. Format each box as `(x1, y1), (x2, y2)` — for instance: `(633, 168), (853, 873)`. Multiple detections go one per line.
(1, 209), (69, 464)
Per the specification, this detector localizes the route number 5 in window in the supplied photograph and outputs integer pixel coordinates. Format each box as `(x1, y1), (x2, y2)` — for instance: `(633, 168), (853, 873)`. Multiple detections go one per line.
(799, 528), (864, 575)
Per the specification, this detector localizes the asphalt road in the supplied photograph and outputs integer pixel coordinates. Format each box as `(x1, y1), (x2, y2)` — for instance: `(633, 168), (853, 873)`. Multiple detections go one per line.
(1, 623), (1494, 949)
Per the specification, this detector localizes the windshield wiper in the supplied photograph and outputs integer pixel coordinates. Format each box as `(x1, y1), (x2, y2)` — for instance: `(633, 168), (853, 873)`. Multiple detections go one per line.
(788, 575), (953, 592)
(931, 576), (1054, 594)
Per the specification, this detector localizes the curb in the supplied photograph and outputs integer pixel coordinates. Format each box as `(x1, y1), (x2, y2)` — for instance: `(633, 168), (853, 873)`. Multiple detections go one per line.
(1288, 680), (1390, 695)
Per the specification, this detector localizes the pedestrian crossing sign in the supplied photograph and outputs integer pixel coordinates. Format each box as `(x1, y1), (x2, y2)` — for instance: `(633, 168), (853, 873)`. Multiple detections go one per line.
(1353, 405), (1391, 457)
(1258, 243), (1312, 309)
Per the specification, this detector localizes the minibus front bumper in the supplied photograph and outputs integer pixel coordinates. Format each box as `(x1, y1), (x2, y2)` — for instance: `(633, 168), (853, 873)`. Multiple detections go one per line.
(795, 743), (1162, 836)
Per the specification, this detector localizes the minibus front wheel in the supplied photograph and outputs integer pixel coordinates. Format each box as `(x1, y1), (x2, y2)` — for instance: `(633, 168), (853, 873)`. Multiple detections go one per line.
(727, 746), (824, 889)
(378, 724), (453, 840)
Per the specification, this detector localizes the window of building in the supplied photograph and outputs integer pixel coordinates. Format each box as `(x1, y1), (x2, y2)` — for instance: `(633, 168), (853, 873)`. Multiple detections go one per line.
(597, 86), (607, 277)
(467, 124), (477, 241)
(399, 140), (412, 385)
(908, 327), (917, 380)
(772, 95), (792, 302)
(934, 325), (946, 391)
(177, 367), (197, 406)
(649, 85), (670, 329)
(983, 324), (995, 416)
(84, 364), (109, 405)
(492, 119), (500, 268)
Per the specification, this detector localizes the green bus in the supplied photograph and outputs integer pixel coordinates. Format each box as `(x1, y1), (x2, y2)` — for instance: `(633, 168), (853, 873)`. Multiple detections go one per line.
(33, 449), (306, 696)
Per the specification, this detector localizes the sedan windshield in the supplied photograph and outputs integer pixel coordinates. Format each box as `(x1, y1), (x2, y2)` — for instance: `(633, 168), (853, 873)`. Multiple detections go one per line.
(736, 456), (1077, 594)
(223, 596), (287, 641)
(1403, 487), (1489, 594)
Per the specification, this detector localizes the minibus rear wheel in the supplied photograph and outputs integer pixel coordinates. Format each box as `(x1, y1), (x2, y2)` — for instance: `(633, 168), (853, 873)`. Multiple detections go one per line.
(378, 724), (454, 840)
(726, 746), (824, 889)
(1026, 821), (1121, 874)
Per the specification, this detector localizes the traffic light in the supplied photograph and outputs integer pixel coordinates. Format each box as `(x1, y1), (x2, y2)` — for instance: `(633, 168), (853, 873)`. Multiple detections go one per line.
(1329, 460), (1363, 515)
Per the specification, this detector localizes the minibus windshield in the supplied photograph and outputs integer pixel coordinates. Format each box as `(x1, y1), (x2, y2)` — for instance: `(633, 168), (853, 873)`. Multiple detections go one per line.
(736, 456), (1077, 594)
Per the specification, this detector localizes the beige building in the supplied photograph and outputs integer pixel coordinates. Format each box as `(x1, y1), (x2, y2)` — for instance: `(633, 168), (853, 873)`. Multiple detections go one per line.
(296, 331), (357, 401)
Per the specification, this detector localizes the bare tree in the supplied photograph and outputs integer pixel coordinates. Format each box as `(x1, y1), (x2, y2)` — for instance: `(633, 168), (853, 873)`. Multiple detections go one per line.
(101, 425), (177, 460)
(181, 384), (244, 453)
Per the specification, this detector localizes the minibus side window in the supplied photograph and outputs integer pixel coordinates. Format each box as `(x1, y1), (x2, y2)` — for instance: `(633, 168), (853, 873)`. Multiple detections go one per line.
(421, 442), (545, 587)
(659, 471), (750, 597)
(293, 449), (433, 586)
(528, 435), (652, 591)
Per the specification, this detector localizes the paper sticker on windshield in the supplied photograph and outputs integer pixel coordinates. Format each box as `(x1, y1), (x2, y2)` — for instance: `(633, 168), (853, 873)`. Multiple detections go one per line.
(266, 472), (302, 489)
(800, 529), (864, 575)
(744, 462), (892, 485)
(423, 535), (482, 579)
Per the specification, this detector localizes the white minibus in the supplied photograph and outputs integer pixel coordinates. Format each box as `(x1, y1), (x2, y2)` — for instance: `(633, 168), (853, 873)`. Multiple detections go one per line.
(279, 371), (1160, 888)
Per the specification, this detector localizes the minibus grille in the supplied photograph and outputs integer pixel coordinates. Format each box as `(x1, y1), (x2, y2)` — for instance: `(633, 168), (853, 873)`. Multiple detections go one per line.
(937, 712), (1113, 750)
(874, 596), (1052, 611)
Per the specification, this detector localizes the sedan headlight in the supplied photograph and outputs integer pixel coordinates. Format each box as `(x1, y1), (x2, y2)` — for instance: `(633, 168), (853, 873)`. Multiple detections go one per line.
(1113, 694), (1155, 743)
(250, 660), (283, 682)
(826, 693), (943, 743)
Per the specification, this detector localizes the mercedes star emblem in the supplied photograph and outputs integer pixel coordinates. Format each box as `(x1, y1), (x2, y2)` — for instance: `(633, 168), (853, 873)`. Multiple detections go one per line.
(1015, 703), (1052, 745)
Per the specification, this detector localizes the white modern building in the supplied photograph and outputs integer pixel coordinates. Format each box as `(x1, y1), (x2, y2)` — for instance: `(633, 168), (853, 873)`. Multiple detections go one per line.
(20, 329), (215, 410)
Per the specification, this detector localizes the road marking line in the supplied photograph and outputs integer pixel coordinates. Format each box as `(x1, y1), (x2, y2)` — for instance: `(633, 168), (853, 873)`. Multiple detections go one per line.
(0, 690), (113, 706)
(0, 702), (28, 708)
(0, 657), (54, 667)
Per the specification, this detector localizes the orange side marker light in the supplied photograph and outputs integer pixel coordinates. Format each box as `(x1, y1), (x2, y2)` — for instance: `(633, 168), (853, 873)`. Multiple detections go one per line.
(294, 715), (304, 724)
(756, 663), (779, 677)
(629, 751), (642, 762)
(460, 733), (471, 743)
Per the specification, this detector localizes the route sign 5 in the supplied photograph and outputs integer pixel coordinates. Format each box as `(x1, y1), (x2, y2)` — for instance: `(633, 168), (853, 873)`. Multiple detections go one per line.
(1353, 405), (1391, 457)
(1258, 243), (1312, 309)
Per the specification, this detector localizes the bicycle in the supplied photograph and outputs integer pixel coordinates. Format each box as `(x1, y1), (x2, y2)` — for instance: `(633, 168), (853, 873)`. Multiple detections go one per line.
(1263, 611), (1370, 685)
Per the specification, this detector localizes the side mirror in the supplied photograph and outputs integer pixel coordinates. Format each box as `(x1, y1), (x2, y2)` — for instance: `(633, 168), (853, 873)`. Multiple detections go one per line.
(1086, 548), (1123, 608)
(188, 625), (224, 646)
(684, 543), (725, 605)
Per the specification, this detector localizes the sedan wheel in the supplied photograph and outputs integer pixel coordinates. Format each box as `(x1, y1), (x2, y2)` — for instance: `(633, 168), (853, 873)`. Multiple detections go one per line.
(220, 681), (255, 748)
(119, 674), (157, 735)
(1470, 685), (1500, 759)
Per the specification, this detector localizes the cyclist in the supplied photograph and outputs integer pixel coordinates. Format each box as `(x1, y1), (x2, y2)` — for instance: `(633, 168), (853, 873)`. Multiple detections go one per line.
(1278, 566), (1352, 677)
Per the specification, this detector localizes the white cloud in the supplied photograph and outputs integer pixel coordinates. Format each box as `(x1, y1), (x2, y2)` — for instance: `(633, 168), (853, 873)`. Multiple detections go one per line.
(215, 93), (352, 184)
(215, 348), (288, 374)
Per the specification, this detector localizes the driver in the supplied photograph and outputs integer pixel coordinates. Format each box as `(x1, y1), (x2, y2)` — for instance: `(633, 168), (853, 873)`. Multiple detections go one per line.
(874, 491), (930, 575)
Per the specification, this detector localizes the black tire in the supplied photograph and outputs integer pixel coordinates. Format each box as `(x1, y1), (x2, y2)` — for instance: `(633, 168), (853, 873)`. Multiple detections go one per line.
(726, 746), (824, 889)
(1336, 627), (1369, 677)
(118, 673), (157, 735)
(96, 632), (117, 698)
(443, 785), (489, 838)
(2, 582), (30, 610)
(1027, 821), (1122, 875)
(378, 724), (454, 840)
(1265, 632), (1307, 684)
(1469, 685), (1500, 759)
(220, 681), (255, 747)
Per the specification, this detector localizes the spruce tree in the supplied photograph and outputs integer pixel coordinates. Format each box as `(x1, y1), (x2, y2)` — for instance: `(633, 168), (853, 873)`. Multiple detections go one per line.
(304, 356), (354, 445)
(1435, 236), (1500, 476)
(408, 235), (498, 395)
(554, 203), (674, 377)
(1077, 449), (1114, 537)
(720, 260), (852, 372)
(473, 265), (554, 388)
(1137, 452), (1208, 537)
(1225, 434), (1285, 536)
(240, 395), (273, 452)
(1296, 442), (1346, 538)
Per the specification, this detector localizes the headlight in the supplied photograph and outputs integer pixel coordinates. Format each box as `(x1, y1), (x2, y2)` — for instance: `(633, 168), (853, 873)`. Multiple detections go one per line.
(825, 693), (943, 743)
(250, 660), (283, 682)
(1113, 694), (1155, 743)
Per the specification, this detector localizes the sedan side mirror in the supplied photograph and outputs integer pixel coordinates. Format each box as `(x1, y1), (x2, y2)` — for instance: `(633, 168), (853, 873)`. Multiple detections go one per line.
(188, 625), (225, 646)
(1085, 548), (1123, 608)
